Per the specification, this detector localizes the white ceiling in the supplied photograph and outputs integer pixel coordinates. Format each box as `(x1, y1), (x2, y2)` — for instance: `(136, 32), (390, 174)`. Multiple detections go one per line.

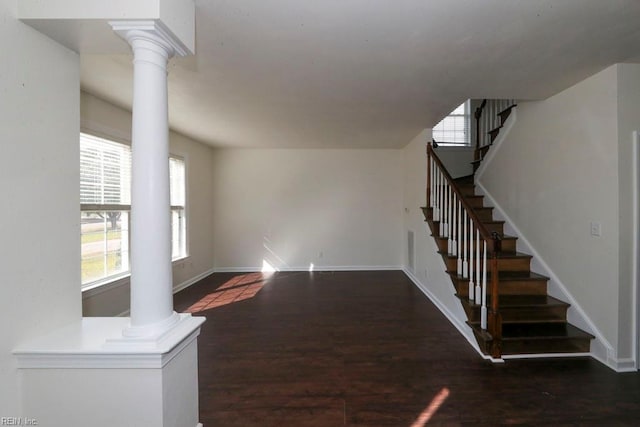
(80, 0), (640, 149)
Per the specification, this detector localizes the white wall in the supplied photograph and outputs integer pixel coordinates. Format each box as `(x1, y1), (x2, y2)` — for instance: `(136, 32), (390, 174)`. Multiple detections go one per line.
(434, 146), (474, 179)
(401, 130), (473, 342)
(478, 65), (625, 361)
(0, 1), (81, 414)
(80, 92), (215, 316)
(212, 148), (404, 271)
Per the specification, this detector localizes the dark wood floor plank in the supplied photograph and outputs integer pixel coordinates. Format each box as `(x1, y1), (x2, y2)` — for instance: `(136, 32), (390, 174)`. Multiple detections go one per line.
(174, 271), (640, 426)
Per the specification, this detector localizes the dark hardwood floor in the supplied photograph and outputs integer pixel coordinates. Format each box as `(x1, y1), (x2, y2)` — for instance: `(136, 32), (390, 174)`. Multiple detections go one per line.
(173, 270), (640, 426)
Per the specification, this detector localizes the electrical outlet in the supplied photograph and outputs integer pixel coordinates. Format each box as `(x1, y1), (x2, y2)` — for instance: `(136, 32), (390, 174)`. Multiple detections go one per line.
(590, 221), (601, 237)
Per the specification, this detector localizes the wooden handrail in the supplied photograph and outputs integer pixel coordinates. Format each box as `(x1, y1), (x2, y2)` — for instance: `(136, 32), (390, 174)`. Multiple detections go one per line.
(474, 99), (487, 162)
(427, 143), (497, 253)
(427, 142), (502, 356)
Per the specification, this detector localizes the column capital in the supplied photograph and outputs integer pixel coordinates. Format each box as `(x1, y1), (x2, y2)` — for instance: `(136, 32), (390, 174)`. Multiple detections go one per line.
(110, 20), (190, 57)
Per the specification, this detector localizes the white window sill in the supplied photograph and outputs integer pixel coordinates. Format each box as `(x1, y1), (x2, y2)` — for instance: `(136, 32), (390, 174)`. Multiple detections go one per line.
(82, 255), (190, 299)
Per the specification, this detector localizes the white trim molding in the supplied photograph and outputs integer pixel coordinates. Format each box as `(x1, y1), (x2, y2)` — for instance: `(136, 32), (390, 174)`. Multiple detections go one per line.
(14, 315), (205, 369)
(214, 265), (404, 273)
(402, 268), (503, 364)
(633, 131), (640, 371)
(110, 20), (192, 57)
(174, 268), (215, 294)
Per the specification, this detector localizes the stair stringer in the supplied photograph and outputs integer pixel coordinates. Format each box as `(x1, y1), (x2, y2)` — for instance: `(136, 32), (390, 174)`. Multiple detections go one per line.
(474, 181), (621, 369)
(475, 108), (517, 177)
(403, 235), (503, 363)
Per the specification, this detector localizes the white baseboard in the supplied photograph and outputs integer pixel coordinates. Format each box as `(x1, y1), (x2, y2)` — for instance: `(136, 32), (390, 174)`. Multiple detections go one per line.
(609, 358), (637, 372)
(213, 265), (403, 273)
(173, 268), (215, 294)
(401, 268), (501, 363)
(112, 269), (214, 317)
(502, 352), (591, 360)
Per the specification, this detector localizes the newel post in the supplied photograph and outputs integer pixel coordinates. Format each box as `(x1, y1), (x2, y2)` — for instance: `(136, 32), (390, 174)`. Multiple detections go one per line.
(488, 251), (502, 358)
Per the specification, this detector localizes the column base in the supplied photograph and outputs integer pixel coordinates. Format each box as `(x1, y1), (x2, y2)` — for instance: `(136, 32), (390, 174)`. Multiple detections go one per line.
(14, 315), (206, 427)
(105, 311), (196, 350)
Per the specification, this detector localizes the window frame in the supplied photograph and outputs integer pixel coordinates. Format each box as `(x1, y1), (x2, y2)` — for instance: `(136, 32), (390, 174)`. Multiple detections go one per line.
(432, 100), (471, 147)
(80, 132), (188, 291)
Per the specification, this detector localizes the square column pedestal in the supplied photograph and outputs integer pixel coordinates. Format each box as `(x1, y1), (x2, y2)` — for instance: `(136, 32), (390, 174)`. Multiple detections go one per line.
(14, 314), (205, 427)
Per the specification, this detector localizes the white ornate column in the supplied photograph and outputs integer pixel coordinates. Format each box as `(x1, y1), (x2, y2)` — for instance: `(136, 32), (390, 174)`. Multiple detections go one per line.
(14, 8), (204, 427)
(111, 22), (189, 337)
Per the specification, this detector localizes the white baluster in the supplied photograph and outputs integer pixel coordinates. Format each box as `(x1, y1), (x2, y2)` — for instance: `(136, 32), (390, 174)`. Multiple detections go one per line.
(438, 171), (443, 237)
(427, 156), (434, 210)
(434, 168), (439, 230)
(445, 183), (450, 239)
(456, 199), (462, 275)
(433, 159), (437, 209)
(447, 186), (452, 253)
(468, 217), (474, 301)
(451, 193), (457, 256)
(462, 209), (468, 278)
(481, 240), (488, 330)
(475, 228), (481, 305)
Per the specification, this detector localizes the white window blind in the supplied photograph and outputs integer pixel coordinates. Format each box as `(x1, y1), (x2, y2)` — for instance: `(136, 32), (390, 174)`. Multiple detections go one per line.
(80, 134), (131, 206)
(80, 133), (187, 288)
(170, 157), (186, 207)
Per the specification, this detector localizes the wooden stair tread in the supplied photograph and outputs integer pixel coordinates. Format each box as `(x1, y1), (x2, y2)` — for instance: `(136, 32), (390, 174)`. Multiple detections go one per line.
(461, 294), (568, 308)
(467, 321), (594, 341)
(501, 322), (594, 341)
(447, 270), (548, 281)
(495, 251), (532, 259)
(453, 175), (474, 184)
(438, 250), (529, 259)
(467, 321), (594, 356)
(494, 271), (548, 281)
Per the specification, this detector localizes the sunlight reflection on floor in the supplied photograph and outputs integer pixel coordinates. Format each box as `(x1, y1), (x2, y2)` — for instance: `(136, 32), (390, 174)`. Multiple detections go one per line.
(184, 272), (269, 313)
(410, 388), (450, 426)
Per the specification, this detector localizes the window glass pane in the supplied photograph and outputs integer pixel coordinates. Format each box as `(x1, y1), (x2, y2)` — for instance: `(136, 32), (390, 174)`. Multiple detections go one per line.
(81, 210), (129, 285)
(170, 157), (186, 207)
(451, 103), (466, 115)
(80, 134), (188, 286)
(170, 156), (187, 260)
(171, 208), (186, 260)
(432, 101), (470, 145)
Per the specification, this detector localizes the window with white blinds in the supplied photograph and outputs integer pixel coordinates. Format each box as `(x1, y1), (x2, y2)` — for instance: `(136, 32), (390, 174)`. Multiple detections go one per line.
(432, 101), (470, 146)
(80, 133), (187, 288)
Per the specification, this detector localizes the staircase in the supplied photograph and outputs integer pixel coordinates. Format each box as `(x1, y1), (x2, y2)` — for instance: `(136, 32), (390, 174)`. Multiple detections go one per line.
(472, 100), (516, 172)
(422, 145), (594, 359)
